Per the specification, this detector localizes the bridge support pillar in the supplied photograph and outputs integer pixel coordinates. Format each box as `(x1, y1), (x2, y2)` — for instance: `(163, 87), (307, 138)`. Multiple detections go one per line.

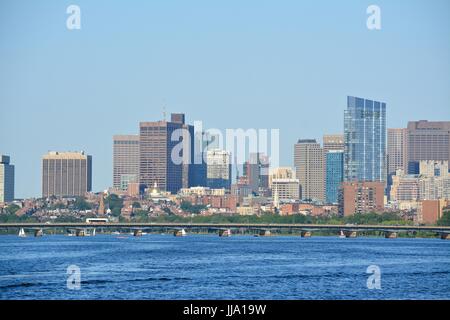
(440, 233), (450, 240)
(133, 230), (143, 237)
(301, 231), (312, 238)
(385, 231), (398, 239)
(34, 229), (43, 237)
(259, 230), (271, 237)
(344, 231), (357, 238)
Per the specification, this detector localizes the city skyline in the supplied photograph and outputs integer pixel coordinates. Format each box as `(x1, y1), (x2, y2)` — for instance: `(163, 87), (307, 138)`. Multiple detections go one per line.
(1, 0), (450, 198)
(2, 99), (450, 199)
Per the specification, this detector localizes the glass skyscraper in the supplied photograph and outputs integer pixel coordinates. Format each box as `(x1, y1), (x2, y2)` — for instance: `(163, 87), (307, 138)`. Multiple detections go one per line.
(326, 150), (344, 204)
(344, 96), (386, 183)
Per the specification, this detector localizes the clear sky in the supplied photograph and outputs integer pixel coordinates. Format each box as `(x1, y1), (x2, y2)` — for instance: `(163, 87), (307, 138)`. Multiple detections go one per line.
(1, 0), (450, 199)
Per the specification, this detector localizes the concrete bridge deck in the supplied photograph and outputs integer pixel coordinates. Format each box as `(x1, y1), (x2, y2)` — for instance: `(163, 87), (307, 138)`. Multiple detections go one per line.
(1, 222), (450, 233)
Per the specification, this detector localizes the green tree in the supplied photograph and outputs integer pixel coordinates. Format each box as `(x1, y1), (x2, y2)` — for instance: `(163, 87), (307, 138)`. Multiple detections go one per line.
(180, 201), (207, 214)
(438, 211), (450, 226)
(72, 197), (92, 211)
(105, 194), (123, 216)
(5, 204), (20, 215)
(132, 202), (141, 209)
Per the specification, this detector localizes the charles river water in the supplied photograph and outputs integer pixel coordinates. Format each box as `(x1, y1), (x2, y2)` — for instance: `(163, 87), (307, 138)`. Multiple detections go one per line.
(0, 235), (449, 299)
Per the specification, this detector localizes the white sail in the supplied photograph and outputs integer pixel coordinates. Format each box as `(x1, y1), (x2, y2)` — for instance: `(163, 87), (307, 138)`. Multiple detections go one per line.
(18, 228), (26, 237)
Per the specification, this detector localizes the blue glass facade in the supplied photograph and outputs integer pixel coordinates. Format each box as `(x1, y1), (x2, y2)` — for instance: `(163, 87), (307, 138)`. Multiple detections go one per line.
(344, 96), (386, 182)
(326, 151), (344, 204)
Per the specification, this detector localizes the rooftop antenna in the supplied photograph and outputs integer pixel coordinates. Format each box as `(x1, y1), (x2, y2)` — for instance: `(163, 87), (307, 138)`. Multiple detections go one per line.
(163, 105), (167, 122)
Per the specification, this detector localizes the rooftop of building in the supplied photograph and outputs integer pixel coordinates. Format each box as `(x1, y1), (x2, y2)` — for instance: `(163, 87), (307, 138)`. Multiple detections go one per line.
(43, 151), (90, 160)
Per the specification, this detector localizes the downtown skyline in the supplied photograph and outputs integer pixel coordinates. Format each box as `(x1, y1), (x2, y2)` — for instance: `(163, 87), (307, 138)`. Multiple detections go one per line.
(1, 0), (450, 198)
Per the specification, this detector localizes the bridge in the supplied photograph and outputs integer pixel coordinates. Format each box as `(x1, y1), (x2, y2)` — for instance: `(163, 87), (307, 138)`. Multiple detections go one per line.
(1, 222), (450, 239)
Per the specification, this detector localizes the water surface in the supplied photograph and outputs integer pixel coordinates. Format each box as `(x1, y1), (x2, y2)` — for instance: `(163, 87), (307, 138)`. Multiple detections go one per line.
(0, 235), (449, 300)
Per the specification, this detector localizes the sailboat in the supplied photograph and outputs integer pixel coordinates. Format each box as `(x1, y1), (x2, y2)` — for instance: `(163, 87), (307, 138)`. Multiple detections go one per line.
(18, 228), (26, 238)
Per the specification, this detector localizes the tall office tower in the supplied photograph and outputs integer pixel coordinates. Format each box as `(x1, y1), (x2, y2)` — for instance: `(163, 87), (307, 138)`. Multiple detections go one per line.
(407, 121), (450, 174)
(344, 96), (387, 183)
(0, 155), (15, 203)
(258, 154), (270, 189)
(294, 139), (325, 202)
(169, 114), (195, 189)
(189, 131), (207, 188)
(387, 128), (408, 177)
(139, 113), (192, 194)
(325, 150), (344, 204)
(42, 151), (92, 198)
(243, 153), (261, 193)
(206, 149), (232, 189)
(323, 134), (344, 153)
(113, 135), (139, 191)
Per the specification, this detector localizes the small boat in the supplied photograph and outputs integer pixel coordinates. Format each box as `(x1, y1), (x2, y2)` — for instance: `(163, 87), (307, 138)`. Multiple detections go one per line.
(174, 229), (187, 237)
(339, 231), (346, 239)
(220, 229), (232, 237)
(111, 231), (121, 235)
(18, 228), (26, 238)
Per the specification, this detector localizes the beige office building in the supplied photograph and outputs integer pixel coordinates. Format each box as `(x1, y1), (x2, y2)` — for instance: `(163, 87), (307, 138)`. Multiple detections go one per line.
(269, 167), (299, 203)
(42, 151), (92, 198)
(387, 128), (408, 175)
(389, 161), (450, 202)
(113, 135), (139, 191)
(294, 139), (325, 202)
(269, 167), (296, 188)
(0, 155), (15, 203)
(390, 169), (419, 202)
(407, 121), (450, 172)
(323, 134), (344, 153)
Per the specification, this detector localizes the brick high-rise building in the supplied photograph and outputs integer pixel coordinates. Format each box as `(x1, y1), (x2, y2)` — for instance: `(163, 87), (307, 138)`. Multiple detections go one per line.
(42, 151), (92, 198)
(339, 181), (385, 216)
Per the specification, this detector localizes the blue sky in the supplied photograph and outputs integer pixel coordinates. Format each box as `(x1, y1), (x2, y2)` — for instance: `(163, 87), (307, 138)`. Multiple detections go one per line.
(1, 0), (450, 198)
